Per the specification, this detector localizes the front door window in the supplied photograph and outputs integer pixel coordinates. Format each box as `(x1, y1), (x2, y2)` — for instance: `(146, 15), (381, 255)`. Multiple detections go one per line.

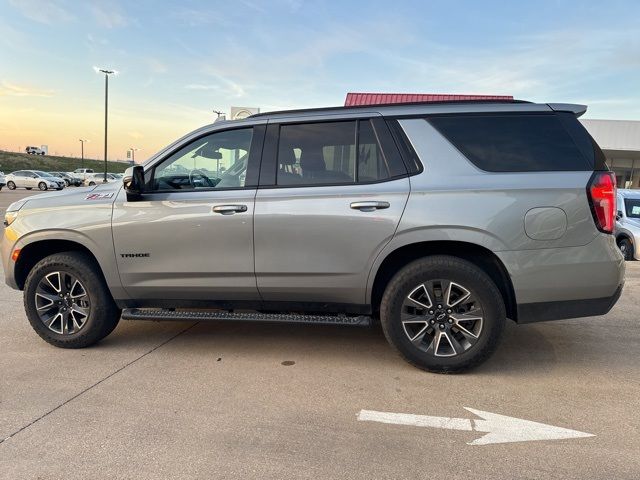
(152, 128), (253, 191)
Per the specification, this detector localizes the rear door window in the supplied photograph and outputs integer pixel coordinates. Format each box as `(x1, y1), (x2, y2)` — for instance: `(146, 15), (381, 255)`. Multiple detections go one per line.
(429, 113), (593, 172)
(276, 119), (405, 186)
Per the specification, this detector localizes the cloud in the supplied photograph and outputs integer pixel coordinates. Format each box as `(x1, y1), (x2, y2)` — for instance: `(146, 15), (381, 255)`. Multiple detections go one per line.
(173, 8), (225, 27)
(0, 82), (55, 97)
(8, 0), (74, 24)
(146, 58), (168, 74)
(91, 1), (129, 28)
(86, 33), (109, 46)
(186, 73), (246, 98)
(238, 0), (266, 13)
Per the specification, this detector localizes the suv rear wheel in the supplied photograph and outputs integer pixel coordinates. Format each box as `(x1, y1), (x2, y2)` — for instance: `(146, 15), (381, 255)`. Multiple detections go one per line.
(380, 256), (505, 373)
(24, 252), (121, 348)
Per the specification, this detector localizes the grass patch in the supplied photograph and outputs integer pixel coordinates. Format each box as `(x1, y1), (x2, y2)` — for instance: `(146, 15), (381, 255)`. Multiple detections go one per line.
(0, 151), (131, 174)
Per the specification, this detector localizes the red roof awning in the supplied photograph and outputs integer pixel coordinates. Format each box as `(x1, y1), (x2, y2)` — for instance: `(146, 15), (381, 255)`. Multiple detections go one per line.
(344, 92), (514, 107)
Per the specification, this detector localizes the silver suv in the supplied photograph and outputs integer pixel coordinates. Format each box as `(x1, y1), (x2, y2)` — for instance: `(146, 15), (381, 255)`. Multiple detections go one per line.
(1, 100), (625, 372)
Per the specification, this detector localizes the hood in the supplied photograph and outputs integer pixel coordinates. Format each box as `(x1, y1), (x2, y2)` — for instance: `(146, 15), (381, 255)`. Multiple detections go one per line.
(18, 181), (122, 209)
(45, 176), (65, 183)
(622, 217), (640, 230)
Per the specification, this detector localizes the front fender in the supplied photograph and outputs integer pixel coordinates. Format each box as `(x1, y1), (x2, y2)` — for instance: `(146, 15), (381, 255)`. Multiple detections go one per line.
(2, 198), (127, 299)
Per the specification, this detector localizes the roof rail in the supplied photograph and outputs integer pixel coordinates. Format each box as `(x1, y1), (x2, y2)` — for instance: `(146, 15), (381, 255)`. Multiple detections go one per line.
(345, 92), (514, 106)
(250, 98), (528, 119)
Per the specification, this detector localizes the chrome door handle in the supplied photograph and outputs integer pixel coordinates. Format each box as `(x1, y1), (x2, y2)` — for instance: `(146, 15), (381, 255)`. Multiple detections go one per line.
(212, 204), (248, 215)
(350, 201), (390, 212)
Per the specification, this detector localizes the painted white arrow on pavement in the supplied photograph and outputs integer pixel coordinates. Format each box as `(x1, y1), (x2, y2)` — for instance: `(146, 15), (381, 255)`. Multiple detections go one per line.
(357, 408), (594, 445)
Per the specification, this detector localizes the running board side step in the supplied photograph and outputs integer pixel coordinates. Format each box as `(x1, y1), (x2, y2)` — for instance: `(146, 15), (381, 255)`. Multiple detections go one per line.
(121, 308), (372, 327)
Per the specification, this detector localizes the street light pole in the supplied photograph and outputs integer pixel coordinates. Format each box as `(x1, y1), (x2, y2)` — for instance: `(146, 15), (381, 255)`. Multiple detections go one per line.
(128, 147), (140, 164)
(79, 139), (87, 169)
(96, 68), (115, 183)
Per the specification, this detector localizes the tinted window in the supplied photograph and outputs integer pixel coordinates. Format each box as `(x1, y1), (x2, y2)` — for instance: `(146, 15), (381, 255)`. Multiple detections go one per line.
(277, 121), (356, 186)
(429, 114), (592, 172)
(358, 120), (390, 182)
(152, 128), (253, 190)
(276, 120), (402, 186)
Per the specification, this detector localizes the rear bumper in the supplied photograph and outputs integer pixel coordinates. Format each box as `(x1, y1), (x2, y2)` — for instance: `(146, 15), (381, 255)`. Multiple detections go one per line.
(497, 233), (625, 323)
(517, 283), (623, 324)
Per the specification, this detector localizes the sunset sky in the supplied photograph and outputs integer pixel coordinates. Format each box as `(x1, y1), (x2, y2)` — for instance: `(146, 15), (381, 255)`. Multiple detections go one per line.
(1, 0), (639, 162)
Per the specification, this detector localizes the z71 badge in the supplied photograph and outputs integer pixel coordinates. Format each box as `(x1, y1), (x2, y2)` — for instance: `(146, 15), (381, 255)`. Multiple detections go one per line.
(85, 192), (115, 200)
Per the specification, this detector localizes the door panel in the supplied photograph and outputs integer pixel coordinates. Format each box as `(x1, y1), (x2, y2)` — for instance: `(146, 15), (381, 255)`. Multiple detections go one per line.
(112, 188), (258, 300)
(111, 124), (264, 302)
(254, 178), (410, 304)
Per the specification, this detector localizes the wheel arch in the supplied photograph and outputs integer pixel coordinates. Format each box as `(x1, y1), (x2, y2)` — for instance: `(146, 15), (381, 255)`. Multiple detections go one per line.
(369, 240), (517, 321)
(615, 231), (633, 244)
(14, 239), (103, 290)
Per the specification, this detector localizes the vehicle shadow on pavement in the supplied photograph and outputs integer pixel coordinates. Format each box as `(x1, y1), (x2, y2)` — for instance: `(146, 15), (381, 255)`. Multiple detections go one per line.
(100, 318), (567, 375)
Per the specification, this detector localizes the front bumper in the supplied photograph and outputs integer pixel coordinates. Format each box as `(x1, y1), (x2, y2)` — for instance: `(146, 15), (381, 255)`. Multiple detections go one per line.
(1, 228), (19, 289)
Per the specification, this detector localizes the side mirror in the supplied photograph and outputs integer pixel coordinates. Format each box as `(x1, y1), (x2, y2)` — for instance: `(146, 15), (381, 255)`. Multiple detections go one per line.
(617, 211), (623, 221)
(123, 165), (145, 199)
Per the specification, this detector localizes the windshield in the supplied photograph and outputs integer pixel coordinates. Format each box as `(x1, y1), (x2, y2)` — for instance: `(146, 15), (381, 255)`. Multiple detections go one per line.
(34, 171), (50, 177)
(624, 198), (640, 218)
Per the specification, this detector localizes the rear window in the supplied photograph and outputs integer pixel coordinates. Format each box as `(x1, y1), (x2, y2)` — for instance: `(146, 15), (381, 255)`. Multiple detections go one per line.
(429, 113), (594, 172)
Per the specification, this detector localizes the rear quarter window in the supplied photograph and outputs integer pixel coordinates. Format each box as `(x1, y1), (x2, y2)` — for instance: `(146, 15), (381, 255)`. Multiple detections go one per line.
(428, 113), (593, 172)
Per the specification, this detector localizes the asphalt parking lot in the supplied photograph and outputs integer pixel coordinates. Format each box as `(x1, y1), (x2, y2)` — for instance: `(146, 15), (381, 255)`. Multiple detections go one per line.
(0, 189), (639, 479)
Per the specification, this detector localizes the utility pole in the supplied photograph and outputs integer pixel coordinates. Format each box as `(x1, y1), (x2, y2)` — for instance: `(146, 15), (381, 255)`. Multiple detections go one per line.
(79, 139), (88, 169)
(128, 147), (140, 164)
(213, 109), (226, 122)
(96, 68), (116, 182)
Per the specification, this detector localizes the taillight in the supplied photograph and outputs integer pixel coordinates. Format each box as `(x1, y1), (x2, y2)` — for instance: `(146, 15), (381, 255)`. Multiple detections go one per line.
(587, 171), (616, 233)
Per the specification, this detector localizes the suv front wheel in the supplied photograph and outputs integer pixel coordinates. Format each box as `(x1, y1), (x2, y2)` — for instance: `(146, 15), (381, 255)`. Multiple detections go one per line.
(380, 256), (505, 373)
(24, 252), (121, 348)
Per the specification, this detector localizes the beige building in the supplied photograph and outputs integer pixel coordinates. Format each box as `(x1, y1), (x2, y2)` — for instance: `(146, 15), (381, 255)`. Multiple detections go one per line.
(581, 119), (640, 189)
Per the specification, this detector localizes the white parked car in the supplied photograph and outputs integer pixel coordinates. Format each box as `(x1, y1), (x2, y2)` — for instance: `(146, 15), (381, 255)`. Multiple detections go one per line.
(0, 171), (5, 190)
(5, 170), (65, 191)
(615, 189), (640, 260)
(25, 146), (46, 155)
(84, 173), (119, 186)
(70, 168), (95, 182)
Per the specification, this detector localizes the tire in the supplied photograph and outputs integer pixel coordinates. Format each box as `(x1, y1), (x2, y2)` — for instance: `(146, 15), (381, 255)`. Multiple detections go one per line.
(380, 256), (506, 373)
(64, 180), (70, 187)
(89, 182), (95, 186)
(23, 252), (121, 348)
(618, 237), (634, 261)
(7, 181), (16, 190)
(38, 182), (47, 191)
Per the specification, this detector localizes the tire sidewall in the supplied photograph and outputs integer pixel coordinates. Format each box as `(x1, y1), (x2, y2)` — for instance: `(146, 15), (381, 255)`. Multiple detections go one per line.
(7, 181), (15, 190)
(38, 182), (47, 191)
(620, 238), (634, 261)
(381, 257), (505, 372)
(24, 253), (119, 347)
